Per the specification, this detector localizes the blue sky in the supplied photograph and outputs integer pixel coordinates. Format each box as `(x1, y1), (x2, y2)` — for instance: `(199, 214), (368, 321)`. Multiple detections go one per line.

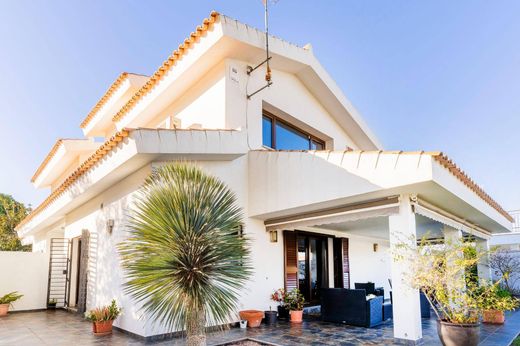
(0, 1), (519, 211)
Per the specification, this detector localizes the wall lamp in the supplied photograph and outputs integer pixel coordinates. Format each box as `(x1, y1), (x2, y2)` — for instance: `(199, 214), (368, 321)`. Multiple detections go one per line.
(106, 219), (115, 234)
(269, 230), (278, 243)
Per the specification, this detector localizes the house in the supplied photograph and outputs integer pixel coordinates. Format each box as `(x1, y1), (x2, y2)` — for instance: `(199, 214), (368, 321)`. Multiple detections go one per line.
(15, 11), (513, 342)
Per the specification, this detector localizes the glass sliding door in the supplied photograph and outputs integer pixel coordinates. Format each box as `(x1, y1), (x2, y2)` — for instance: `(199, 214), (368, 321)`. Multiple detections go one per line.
(296, 233), (328, 304)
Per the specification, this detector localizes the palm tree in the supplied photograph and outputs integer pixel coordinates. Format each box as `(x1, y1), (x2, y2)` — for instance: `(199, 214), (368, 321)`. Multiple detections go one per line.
(119, 163), (251, 346)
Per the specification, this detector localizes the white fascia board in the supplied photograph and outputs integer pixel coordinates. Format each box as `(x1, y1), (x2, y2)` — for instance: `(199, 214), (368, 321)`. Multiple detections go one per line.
(431, 160), (512, 231)
(33, 139), (99, 188)
(19, 129), (248, 238)
(82, 75), (148, 137)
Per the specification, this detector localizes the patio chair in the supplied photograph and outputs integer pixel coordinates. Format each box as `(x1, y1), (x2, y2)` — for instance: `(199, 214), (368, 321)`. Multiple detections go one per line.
(321, 288), (384, 328)
(354, 282), (384, 297)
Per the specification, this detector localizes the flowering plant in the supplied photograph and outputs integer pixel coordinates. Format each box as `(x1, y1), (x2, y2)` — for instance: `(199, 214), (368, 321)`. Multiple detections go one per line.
(270, 288), (286, 307)
(284, 289), (305, 311)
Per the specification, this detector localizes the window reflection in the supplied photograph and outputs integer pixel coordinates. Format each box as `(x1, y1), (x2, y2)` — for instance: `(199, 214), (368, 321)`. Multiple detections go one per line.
(261, 112), (325, 150)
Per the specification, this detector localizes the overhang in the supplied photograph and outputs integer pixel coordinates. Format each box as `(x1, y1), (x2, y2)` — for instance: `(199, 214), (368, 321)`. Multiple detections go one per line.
(31, 139), (100, 188)
(17, 128), (248, 238)
(248, 150), (512, 233)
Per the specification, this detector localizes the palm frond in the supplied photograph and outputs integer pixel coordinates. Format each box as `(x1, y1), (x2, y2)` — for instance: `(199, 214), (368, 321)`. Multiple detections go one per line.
(119, 163), (252, 333)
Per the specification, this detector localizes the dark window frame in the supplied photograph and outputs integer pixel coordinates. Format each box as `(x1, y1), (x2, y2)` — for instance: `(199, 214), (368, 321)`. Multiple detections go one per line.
(262, 111), (325, 150)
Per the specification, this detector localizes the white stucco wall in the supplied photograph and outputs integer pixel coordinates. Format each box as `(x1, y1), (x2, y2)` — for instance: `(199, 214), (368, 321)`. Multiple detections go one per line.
(348, 236), (392, 299)
(147, 62), (227, 131)
(224, 59), (359, 151)
(0, 251), (48, 311)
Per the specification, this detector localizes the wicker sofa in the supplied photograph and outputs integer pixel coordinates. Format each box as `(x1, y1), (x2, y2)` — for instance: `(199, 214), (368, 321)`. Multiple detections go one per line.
(321, 288), (384, 327)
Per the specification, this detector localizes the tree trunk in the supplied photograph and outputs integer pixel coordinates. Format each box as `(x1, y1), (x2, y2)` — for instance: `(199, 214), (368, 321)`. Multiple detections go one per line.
(186, 308), (206, 346)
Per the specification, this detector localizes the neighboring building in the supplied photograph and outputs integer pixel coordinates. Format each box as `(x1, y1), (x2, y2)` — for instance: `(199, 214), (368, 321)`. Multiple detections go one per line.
(15, 12), (513, 342)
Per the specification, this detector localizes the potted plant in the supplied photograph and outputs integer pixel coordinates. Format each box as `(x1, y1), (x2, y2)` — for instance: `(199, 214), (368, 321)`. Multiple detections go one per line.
(395, 236), (494, 346)
(47, 299), (57, 310)
(0, 292), (23, 317)
(271, 288), (288, 319)
(478, 282), (518, 324)
(284, 289), (305, 323)
(84, 300), (121, 335)
(238, 310), (264, 328)
(264, 306), (277, 325)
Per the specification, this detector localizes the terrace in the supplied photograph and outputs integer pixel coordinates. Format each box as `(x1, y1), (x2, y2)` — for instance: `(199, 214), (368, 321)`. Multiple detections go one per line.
(1, 309), (519, 345)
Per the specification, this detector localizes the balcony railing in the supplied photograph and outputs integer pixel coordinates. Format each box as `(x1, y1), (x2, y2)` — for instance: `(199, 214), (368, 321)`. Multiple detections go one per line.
(510, 209), (520, 232)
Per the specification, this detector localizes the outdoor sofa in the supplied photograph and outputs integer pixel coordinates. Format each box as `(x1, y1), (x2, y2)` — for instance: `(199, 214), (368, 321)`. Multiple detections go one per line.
(321, 288), (383, 327)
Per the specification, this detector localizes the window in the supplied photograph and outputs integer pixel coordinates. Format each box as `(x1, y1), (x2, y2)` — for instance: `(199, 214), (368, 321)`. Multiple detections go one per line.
(262, 112), (325, 150)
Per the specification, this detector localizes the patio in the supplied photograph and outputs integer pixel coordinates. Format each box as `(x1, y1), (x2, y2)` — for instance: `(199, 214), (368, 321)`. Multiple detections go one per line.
(1, 309), (519, 346)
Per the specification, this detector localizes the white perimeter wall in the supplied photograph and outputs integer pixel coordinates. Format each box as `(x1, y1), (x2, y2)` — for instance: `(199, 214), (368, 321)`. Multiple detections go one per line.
(0, 251), (48, 311)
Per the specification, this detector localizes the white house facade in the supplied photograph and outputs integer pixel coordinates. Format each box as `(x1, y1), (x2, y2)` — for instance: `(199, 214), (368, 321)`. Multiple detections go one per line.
(15, 12), (513, 343)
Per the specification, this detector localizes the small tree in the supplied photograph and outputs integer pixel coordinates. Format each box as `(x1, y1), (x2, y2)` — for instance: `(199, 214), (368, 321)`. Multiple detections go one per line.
(119, 163), (252, 346)
(395, 236), (516, 324)
(0, 194), (30, 251)
(490, 249), (520, 295)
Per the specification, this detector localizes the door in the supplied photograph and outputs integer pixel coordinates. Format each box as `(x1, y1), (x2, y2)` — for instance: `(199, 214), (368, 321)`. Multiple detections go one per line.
(297, 234), (328, 304)
(76, 230), (89, 314)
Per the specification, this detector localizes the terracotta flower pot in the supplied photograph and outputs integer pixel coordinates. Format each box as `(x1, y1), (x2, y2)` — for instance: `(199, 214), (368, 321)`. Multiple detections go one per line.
(0, 304), (9, 317)
(92, 320), (114, 335)
(437, 320), (480, 346)
(290, 310), (303, 323)
(483, 310), (505, 324)
(239, 310), (264, 328)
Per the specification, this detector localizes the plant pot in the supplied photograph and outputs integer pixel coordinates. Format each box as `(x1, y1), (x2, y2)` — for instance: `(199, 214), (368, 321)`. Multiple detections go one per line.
(290, 310), (303, 323)
(277, 305), (289, 319)
(239, 310), (264, 328)
(437, 320), (480, 346)
(47, 304), (57, 310)
(239, 320), (248, 329)
(483, 310), (505, 324)
(264, 310), (277, 325)
(92, 320), (114, 336)
(0, 304), (9, 317)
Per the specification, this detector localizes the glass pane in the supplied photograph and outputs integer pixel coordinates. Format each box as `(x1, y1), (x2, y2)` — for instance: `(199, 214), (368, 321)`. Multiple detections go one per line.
(297, 238), (308, 300)
(275, 121), (310, 150)
(310, 239), (318, 300)
(311, 140), (324, 150)
(262, 116), (272, 148)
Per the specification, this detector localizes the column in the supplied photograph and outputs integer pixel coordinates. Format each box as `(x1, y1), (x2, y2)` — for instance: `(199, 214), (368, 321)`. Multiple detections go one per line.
(389, 194), (422, 342)
(476, 238), (492, 281)
(443, 225), (466, 299)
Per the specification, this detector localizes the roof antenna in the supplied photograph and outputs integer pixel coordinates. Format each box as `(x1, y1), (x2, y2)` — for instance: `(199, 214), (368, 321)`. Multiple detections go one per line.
(247, 0), (278, 99)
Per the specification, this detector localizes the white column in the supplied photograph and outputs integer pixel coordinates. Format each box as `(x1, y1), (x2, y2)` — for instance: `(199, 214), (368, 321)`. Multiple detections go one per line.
(389, 195), (422, 342)
(476, 238), (492, 281)
(443, 226), (465, 299)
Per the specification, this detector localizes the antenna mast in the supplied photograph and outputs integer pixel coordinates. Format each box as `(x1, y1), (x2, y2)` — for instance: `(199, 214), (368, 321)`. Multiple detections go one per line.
(247, 0), (274, 99)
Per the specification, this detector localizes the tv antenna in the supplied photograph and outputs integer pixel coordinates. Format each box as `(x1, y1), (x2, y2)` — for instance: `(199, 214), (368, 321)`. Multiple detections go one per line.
(246, 0), (279, 99)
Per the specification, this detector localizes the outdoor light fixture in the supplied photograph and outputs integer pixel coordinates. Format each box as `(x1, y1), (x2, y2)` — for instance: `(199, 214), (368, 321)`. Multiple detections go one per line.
(373, 243), (378, 252)
(269, 230), (278, 243)
(106, 219), (115, 234)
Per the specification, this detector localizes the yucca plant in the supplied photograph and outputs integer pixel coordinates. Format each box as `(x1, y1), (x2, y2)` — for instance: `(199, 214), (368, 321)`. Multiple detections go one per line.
(119, 163), (251, 346)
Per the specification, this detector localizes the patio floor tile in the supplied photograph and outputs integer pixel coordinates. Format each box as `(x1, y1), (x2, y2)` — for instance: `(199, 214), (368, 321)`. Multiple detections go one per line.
(1, 309), (519, 345)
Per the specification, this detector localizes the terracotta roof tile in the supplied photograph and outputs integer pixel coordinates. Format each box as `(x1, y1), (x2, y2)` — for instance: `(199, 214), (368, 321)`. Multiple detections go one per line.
(17, 129), (131, 230)
(111, 11), (220, 124)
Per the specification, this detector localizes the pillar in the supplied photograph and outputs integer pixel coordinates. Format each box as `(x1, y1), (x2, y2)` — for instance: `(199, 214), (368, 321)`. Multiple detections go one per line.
(476, 238), (492, 281)
(389, 194), (422, 342)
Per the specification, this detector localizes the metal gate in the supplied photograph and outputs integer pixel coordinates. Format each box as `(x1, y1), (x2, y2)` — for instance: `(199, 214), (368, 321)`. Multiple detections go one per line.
(46, 238), (72, 308)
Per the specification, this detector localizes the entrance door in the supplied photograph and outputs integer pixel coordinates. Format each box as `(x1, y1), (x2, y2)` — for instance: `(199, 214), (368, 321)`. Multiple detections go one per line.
(297, 234), (328, 304)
